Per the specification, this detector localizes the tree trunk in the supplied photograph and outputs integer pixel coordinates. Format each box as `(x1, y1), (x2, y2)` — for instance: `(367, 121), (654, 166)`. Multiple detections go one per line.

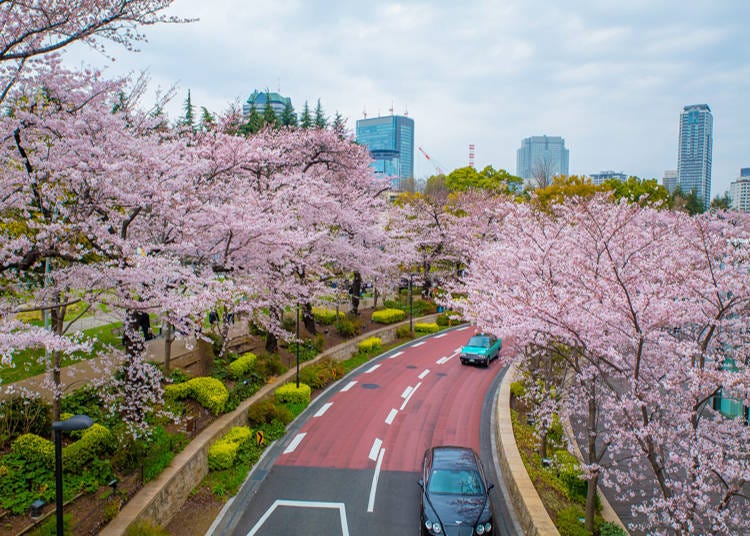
(373, 287), (379, 309)
(265, 331), (278, 353)
(350, 271), (362, 316)
(585, 384), (599, 533)
(538, 428), (548, 459)
(302, 302), (316, 334)
(163, 322), (174, 373)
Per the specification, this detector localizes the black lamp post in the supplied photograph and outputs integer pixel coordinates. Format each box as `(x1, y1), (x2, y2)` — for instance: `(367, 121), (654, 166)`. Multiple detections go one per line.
(296, 303), (300, 388)
(52, 415), (93, 536)
(408, 275), (414, 333)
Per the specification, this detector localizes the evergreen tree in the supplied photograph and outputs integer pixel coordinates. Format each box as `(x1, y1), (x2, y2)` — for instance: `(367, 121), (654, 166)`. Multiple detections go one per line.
(331, 111), (346, 138)
(314, 99), (327, 129)
(240, 103), (264, 136)
(280, 100), (298, 127)
(710, 191), (732, 211)
(262, 91), (277, 128)
(199, 106), (215, 131)
(299, 101), (313, 129)
(182, 89), (195, 130)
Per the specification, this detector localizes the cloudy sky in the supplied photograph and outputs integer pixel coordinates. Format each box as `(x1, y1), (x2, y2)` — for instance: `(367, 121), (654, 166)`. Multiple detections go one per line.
(64, 0), (750, 198)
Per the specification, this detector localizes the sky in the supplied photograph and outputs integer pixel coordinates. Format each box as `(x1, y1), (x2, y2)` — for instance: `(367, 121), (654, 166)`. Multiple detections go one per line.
(63, 0), (750, 198)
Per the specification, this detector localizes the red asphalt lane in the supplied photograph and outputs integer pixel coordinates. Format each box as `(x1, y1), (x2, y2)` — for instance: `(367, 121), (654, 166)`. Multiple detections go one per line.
(278, 327), (503, 473)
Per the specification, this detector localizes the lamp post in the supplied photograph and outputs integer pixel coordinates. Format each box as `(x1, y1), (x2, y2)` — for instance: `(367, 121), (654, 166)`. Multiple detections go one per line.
(52, 415), (93, 536)
(408, 275), (414, 333)
(296, 303), (300, 388)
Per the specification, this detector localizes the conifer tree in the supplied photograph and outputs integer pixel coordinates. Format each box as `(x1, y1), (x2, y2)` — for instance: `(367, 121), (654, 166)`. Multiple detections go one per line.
(199, 106), (215, 131)
(280, 100), (298, 127)
(331, 111), (346, 138)
(262, 91), (277, 128)
(240, 102), (263, 135)
(299, 101), (313, 129)
(314, 98), (327, 129)
(182, 89), (195, 130)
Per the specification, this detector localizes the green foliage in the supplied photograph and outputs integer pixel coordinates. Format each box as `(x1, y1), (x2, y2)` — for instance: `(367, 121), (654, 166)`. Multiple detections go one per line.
(124, 519), (171, 536)
(358, 336), (382, 353)
(0, 395), (51, 448)
(208, 426), (252, 471)
(334, 317), (360, 337)
(253, 352), (287, 379)
(247, 399), (293, 427)
(298, 357), (344, 389)
(61, 386), (106, 424)
(312, 307), (344, 325)
(28, 513), (72, 536)
(396, 324), (414, 338)
(274, 382), (311, 405)
(602, 176), (671, 208)
(510, 381), (526, 399)
(286, 339), (318, 362)
(141, 426), (188, 482)
(11, 433), (54, 466)
(446, 165), (523, 194)
(599, 521), (628, 536)
(168, 368), (190, 384)
(414, 322), (440, 334)
(225, 378), (262, 412)
(371, 308), (406, 324)
(164, 376), (229, 415)
(228, 352), (256, 379)
(63, 423), (116, 472)
(555, 505), (589, 536)
(554, 449), (587, 502)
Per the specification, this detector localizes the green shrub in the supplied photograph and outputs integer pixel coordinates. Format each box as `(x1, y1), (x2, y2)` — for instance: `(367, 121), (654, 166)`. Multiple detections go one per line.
(208, 426), (252, 470)
(358, 336), (382, 353)
(335, 317), (360, 337)
(555, 505), (589, 536)
(247, 399), (293, 427)
(274, 382), (311, 405)
(141, 426), (187, 482)
(510, 381), (526, 399)
(312, 307), (344, 325)
(287, 339), (318, 362)
(436, 313), (451, 326)
(414, 322), (440, 333)
(599, 521), (628, 536)
(299, 358), (344, 389)
(253, 352), (287, 379)
(164, 377), (229, 415)
(554, 449), (588, 502)
(63, 423), (116, 472)
(396, 324), (413, 338)
(228, 352), (256, 378)
(371, 308), (406, 324)
(10, 433), (54, 466)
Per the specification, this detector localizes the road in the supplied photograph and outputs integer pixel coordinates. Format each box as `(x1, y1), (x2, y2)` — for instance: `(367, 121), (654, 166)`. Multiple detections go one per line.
(210, 326), (521, 536)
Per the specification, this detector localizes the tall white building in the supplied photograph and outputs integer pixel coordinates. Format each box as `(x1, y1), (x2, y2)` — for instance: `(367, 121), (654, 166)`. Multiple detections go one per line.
(516, 136), (569, 181)
(729, 168), (750, 212)
(677, 104), (713, 210)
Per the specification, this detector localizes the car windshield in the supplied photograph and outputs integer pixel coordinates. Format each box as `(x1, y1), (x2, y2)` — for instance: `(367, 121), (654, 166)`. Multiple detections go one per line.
(429, 469), (485, 496)
(467, 336), (490, 348)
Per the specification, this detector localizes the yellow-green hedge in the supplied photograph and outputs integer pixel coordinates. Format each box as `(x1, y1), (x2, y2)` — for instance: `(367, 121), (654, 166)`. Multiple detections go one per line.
(11, 423), (115, 471)
(165, 377), (229, 415)
(229, 352), (256, 378)
(208, 426), (252, 470)
(414, 322), (440, 333)
(313, 307), (345, 325)
(358, 336), (382, 353)
(274, 382), (311, 405)
(371, 308), (406, 324)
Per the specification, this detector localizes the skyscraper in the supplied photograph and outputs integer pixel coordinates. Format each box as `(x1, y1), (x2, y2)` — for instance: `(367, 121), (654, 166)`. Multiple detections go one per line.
(730, 168), (750, 213)
(677, 104), (713, 209)
(516, 136), (569, 183)
(355, 115), (414, 183)
(662, 170), (678, 195)
(243, 90), (292, 118)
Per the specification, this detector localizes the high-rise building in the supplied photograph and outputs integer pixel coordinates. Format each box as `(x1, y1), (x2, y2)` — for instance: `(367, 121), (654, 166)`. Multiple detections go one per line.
(243, 90), (292, 117)
(516, 136), (569, 182)
(355, 115), (414, 183)
(589, 171), (628, 185)
(729, 168), (750, 213)
(677, 104), (713, 209)
(662, 170), (678, 195)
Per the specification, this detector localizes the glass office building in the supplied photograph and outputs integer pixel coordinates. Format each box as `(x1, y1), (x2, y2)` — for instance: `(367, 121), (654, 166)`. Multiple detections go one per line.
(243, 90), (292, 117)
(516, 135), (569, 180)
(677, 104), (713, 210)
(355, 115), (414, 183)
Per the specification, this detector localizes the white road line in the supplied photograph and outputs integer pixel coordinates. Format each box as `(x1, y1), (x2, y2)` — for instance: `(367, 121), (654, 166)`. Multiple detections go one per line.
(246, 500), (349, 536)
(437, 356), (449, 365)
(314, 402), (333, 417)
(433, 332), (447, 338)
(283, 433), (306, 454)
(367, 448), (385, 513)
(458, 326), (472, 331)
(365, 364), (381, 373)
(412, 341), (425, 347)
(401, 386), (413, 399)
(369, 438), (383, 461)
(385, 409), (398, 424)
(418, 369), (430, 379)
(400, 382), (421, 410)
(341, 380), (357, 392)
(389, 351), (404, 359)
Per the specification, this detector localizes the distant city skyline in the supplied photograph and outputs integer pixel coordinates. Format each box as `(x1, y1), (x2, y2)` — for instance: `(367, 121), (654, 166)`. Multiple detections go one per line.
(516, 136), (569, 182)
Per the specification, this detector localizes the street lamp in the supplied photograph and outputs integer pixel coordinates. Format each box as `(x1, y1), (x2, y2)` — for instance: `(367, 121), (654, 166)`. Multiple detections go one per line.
(408, 275), (414, 333)
(296, 303), (300, 388)
(52, 415), (93, 536)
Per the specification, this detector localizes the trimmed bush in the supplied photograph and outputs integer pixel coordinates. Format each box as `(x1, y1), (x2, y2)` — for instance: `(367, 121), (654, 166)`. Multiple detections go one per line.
(358, 336), (382, 353)
(334, 317), (360, 337)
(229, 352), (256, 379)
(510, 381), (526, 399)
(274, 382), (311, 405)
(600, 521), (628, 536)
(208, 426), (252, 470)
(10, 433), (54, 466)
(247, 399), (293, 427)
(371, 308), (406, 324)
(165, 376), (229, 415)
(312, 307), (344, 325)
(299, 358), (344, 389)
(396, 325), (413, 338)
(64, 423), (116, 472)
(414, 322), (439, 333)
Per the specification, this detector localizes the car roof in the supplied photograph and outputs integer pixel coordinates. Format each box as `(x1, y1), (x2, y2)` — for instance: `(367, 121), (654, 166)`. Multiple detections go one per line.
(429, 446), (480, 470)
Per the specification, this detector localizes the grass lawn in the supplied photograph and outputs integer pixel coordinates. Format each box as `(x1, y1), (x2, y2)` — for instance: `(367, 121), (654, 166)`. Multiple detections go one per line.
(0, 322), (124, 385)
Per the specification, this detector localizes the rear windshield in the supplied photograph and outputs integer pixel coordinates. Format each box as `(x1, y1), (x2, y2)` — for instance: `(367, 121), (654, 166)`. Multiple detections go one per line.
(467, 336), (490, 348)
(429, 469), (485, 496)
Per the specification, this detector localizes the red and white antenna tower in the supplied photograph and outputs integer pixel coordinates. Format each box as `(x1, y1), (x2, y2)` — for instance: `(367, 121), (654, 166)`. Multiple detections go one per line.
(469, 144), (475, 168)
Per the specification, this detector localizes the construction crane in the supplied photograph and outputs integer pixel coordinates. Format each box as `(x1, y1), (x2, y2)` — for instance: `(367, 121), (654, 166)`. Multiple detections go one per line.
(418, 146), (445, 175)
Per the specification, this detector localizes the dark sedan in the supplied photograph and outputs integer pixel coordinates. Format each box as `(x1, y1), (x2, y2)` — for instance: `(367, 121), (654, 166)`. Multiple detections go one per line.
(419, 446), (495, 535)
